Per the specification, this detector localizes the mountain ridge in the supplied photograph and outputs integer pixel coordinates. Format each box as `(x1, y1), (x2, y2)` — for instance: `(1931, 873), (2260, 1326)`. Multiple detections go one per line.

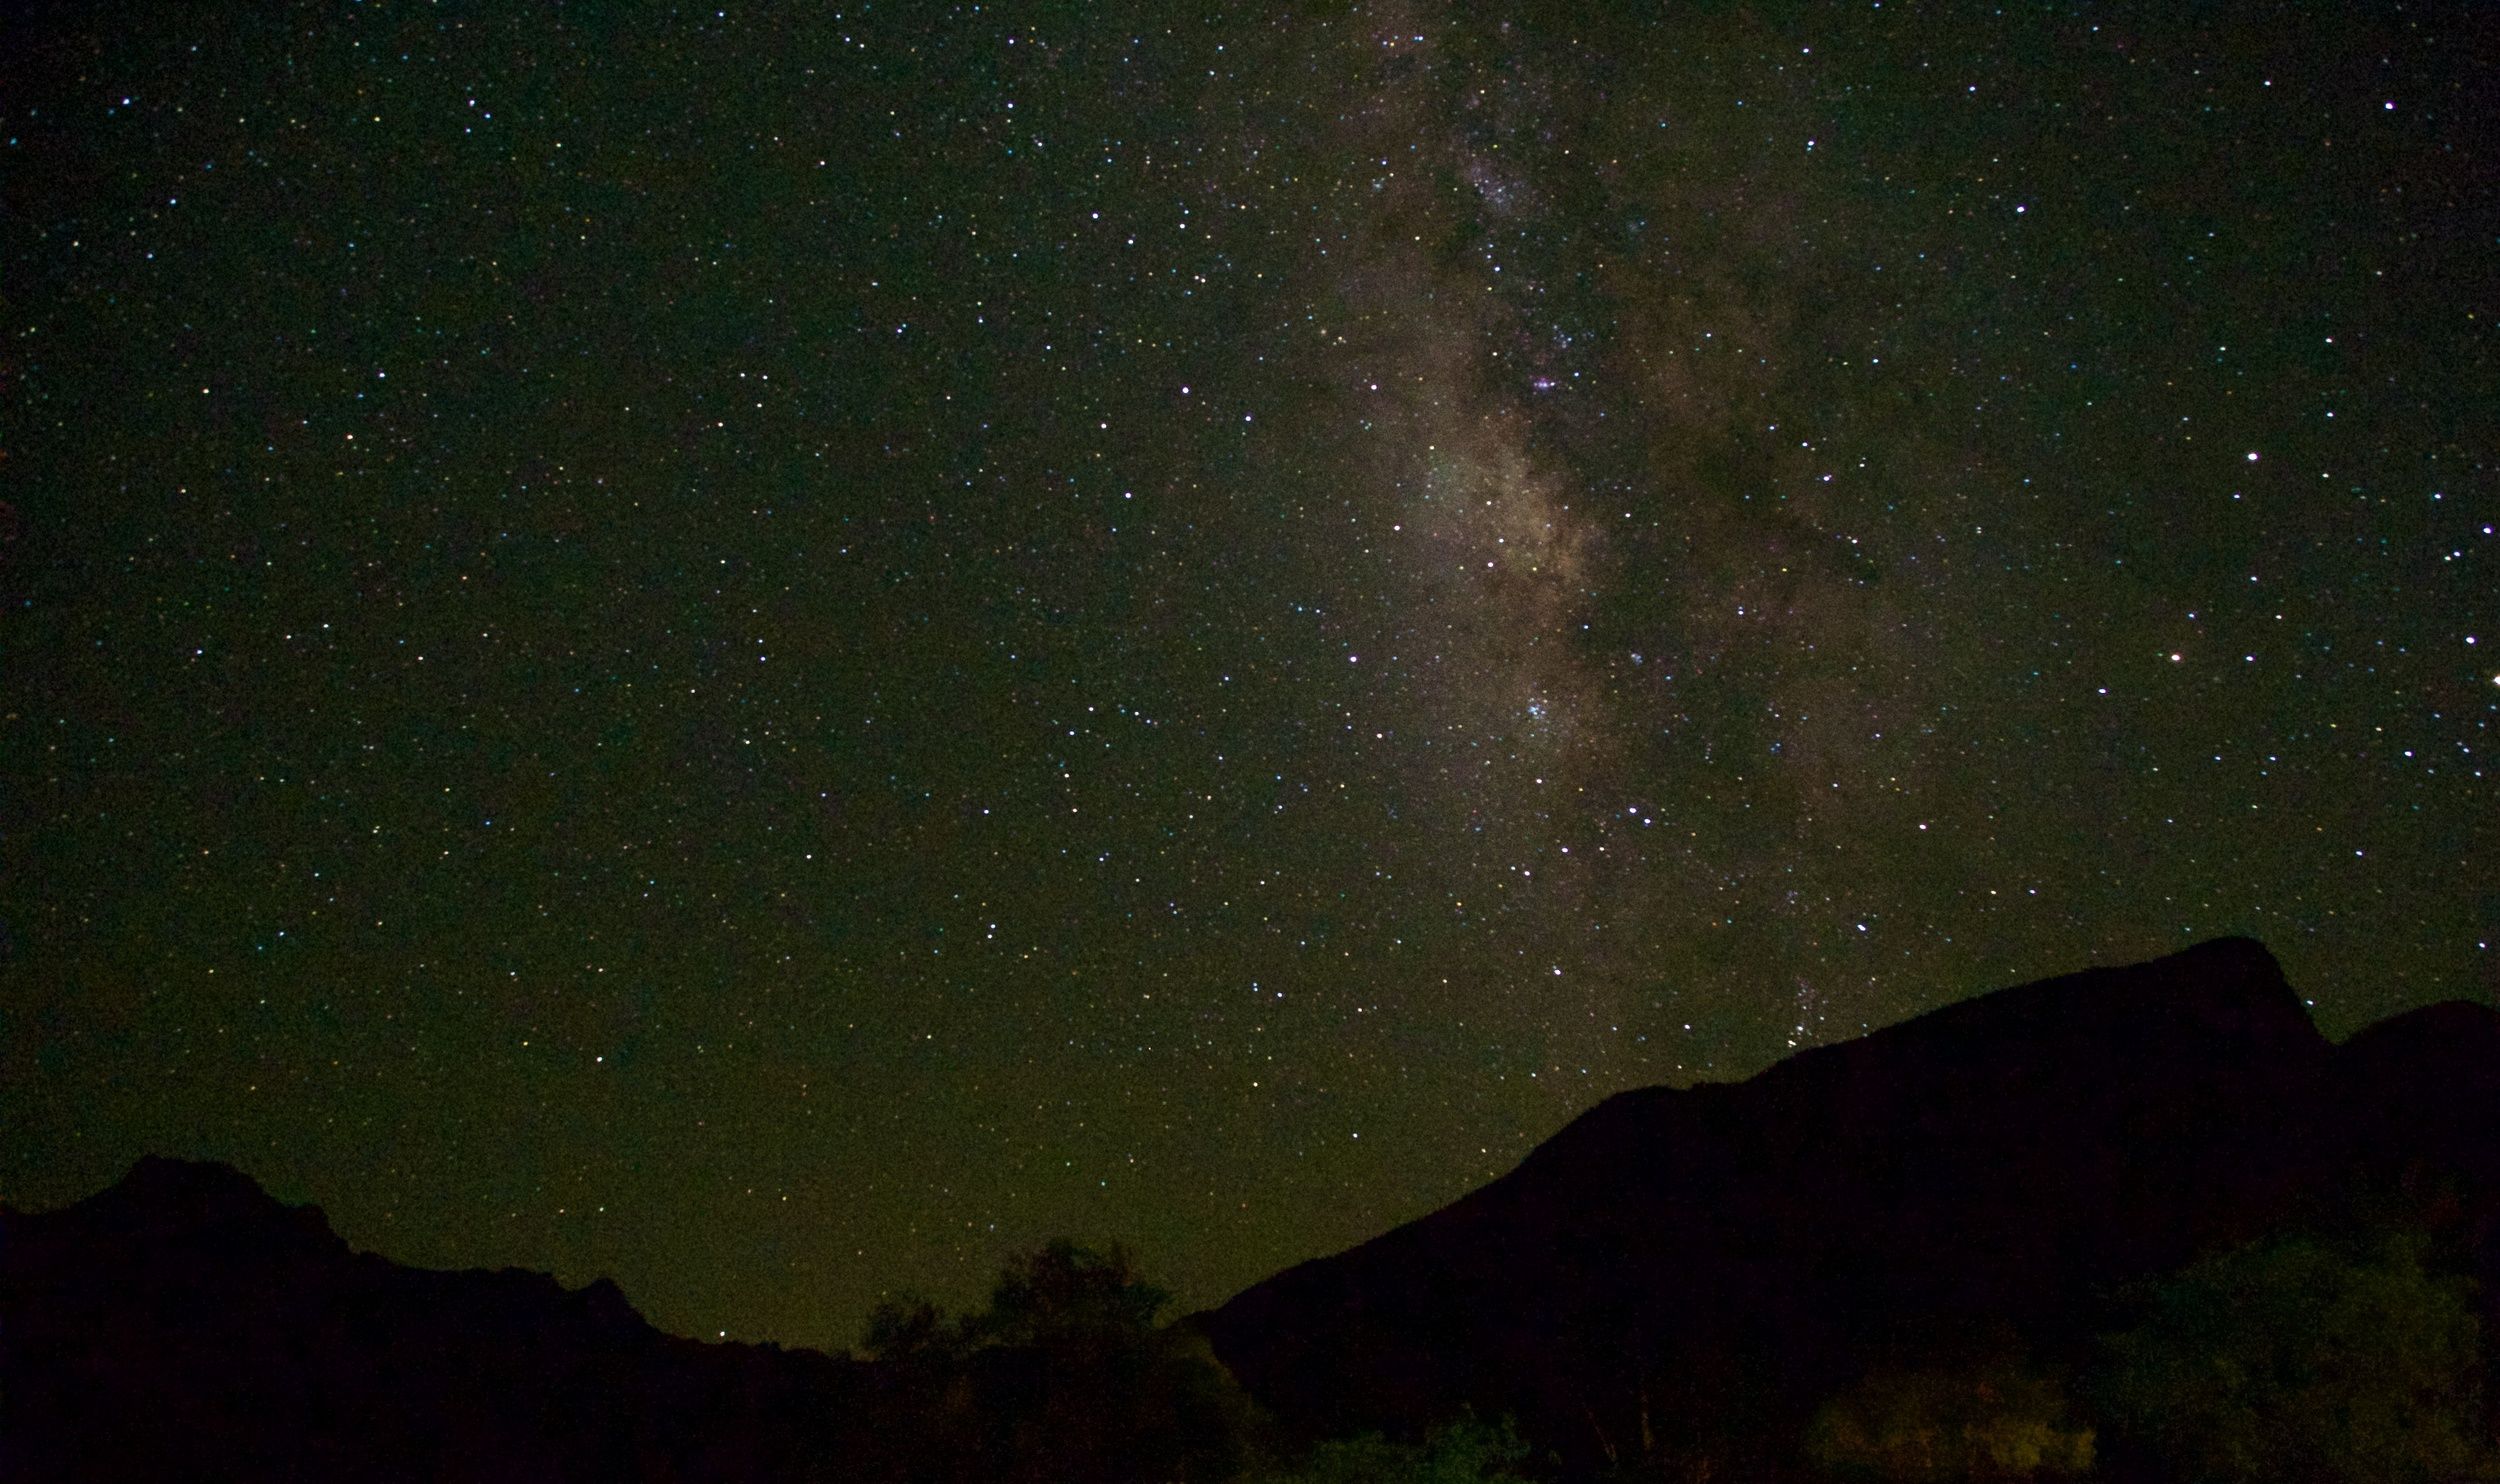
(7, 937), (2493, 1480)
(1191, 937), (2499, 1470)
(1, 1153), (863, 1482)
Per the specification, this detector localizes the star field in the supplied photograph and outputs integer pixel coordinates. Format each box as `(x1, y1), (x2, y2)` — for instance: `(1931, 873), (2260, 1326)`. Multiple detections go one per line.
(4, 0), (2494, 1350)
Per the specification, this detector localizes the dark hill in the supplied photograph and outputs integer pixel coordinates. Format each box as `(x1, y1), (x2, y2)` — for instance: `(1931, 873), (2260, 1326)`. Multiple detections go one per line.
(7, 940), (2492, 1481)
(0, 1156), (863, 1482)
(2339, 998), (2500, 1184)
(1193, 937), (2500, 1473)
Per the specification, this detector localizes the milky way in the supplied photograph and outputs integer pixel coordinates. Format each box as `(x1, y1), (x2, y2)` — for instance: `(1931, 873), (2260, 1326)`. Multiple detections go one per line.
(6, 0), (2492, 1348)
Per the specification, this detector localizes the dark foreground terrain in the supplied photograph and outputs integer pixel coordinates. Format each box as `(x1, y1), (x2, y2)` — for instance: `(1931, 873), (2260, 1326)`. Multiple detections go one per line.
(1198, 937), (2500, 1477)
(7, 938), (2495, 1481)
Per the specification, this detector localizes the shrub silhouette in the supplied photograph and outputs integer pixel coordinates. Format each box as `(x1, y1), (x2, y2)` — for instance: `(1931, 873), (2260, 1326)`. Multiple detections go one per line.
(1252, 1412), (1538, 1484)
(2091, 1230), (2494, 1484)
(1802, 1360), (2093, 1480)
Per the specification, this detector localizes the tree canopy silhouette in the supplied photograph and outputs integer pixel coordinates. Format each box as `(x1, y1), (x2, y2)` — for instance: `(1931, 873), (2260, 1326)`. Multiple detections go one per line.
(857, 1239), (1250, 1484)
(2091, 1230), (2494, 1484)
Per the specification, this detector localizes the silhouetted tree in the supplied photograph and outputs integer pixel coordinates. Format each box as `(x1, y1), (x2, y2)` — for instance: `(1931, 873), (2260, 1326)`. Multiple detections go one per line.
(971, 1239), (1170, 1349)
(860, 1296), (966, 1366)
(853, 1239), (1252, 1484)
(2090, 1229), (2495, 1484)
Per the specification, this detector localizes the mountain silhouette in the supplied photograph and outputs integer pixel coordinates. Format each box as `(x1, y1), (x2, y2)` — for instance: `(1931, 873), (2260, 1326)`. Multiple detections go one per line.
(1193, 937), (2500, 1472)
(0, 1155), (865, 1482)
(7, 938), (2493, 1480)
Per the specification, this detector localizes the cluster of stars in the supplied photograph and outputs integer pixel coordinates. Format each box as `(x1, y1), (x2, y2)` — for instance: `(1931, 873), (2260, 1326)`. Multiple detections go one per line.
(3, 0), (2490, 1349)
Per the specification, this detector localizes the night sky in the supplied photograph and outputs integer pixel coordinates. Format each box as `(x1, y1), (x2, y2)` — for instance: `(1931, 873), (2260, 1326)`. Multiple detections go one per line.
(6, 0), (2494, 1351)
